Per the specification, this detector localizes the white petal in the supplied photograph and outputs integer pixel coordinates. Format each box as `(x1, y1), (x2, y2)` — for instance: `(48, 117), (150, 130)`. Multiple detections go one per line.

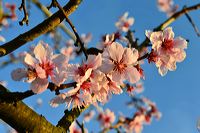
(107, 42), (124, 62)
(24, 53), (37, 67)
(111, 71), (124, 84)
(163, 27), (174, 40)
(35, 65), (46, 79)
(50, 93), (67, 107)
(173, 37), (187, 49)
(123, 48), (138, 65)
(158, 66), (168, 76)
(34, 42), (53, 63)
(149, 31), (163, 50)
(11, 68), (27, 81)
(87, 53), (102, 69)
(175, 50), (186, 62)
(52, 54), (68, 68)
(127, 17), (134, 25)
(30, 78), (49, 94)
(100, 59), (115, 74)
(124, 66), (140, 84)
(51, 70), (67, 86)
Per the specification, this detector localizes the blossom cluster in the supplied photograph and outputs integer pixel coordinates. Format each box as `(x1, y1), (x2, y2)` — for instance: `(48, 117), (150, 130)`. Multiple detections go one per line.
(146, 27), (187, 76)
(78, 96), (161, 133)
(11, 10), (187, 110)
(50, 41), (141, 108)
(8, 7), (189, 133)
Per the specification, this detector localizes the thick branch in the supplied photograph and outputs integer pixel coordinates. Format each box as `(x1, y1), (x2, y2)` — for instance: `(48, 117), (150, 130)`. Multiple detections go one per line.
(139, 3), (200, 50)
(0, 0), (82, 57)
(0, 82), (77, 103)
(57, 106), (88, 130)
(0, 85), (66, 133)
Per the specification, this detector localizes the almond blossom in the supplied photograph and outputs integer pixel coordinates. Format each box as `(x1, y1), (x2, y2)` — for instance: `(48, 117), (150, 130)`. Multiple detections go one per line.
(50, 54), (103, 108)
(11, 42), (68, 93)
(124, 112), (145, 133)
(97, 109), (116, 128)
(146, 27), (187, 76)
(115, 12), (134, 32)
(83, 110), (96, 122)
(100, 42), (140, 84)
(5, 3), (17, 20)
(157, 0), (178, 16)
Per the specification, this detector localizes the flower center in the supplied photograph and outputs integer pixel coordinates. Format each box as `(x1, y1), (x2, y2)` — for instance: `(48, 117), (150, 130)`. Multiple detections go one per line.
(123, 22), (130, 28)
(162, 39), (174, 50)
(81, 81), (91, 92)
(114, 61), (127, 73)
(104, 116), (111, 123)
(77, 65), (88, 76)
(39, 61), (54, 77)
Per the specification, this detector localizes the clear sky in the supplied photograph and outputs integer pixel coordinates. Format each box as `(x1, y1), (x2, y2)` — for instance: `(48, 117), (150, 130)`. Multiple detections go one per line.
(1, 0), (200, 133)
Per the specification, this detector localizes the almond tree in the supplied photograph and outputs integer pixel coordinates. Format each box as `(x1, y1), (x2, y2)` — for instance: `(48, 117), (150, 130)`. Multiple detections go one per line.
(0, 0), (200, 132)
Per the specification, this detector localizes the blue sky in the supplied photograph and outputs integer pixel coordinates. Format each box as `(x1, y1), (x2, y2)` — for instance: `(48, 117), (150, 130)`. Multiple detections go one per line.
(1, 0), (200, 133)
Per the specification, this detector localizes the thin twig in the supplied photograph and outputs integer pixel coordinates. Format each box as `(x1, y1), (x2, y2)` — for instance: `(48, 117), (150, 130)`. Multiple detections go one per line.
(19, 0), (29, 26)
(53, 0), (88, 59)
(0, 0), (82, 57)
(137, 53), (149, 61)
(76, 120), (85, 133)
(184, 7), (200, 36)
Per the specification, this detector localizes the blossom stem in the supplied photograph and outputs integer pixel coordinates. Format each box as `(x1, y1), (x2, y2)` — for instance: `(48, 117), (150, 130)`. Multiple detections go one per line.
(137, 53), (149, 61)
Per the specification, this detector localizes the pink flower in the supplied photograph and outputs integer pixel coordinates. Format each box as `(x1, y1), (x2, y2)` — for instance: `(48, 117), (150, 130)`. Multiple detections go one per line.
(125, 113), (145, 133)
(98, 109), (115, 128)
(84, 110), (95, 122)
(5, 3), (17, 20)
(11, 42), (68, 93)
(100, 42), (140, 84)
(50, 54), (102, 108)
(68, 54), (102, 83)
(98, 34), (115, 49)
(146, 27), (187, 76)
(115, 12), (134, 32)
(157, 0), (178, 16)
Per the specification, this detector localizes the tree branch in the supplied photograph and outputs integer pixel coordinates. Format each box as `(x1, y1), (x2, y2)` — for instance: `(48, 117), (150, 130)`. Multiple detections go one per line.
(138, 3), (200, 50)
(31, 0), (76, 40)
(54, 0), (88, 59)
(19, 0), (29, 26)
(0, 82), (77, 103)
(57, 106), (88, 131)
(0, 85), (66, 133)
(0, 0), (82, 57)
